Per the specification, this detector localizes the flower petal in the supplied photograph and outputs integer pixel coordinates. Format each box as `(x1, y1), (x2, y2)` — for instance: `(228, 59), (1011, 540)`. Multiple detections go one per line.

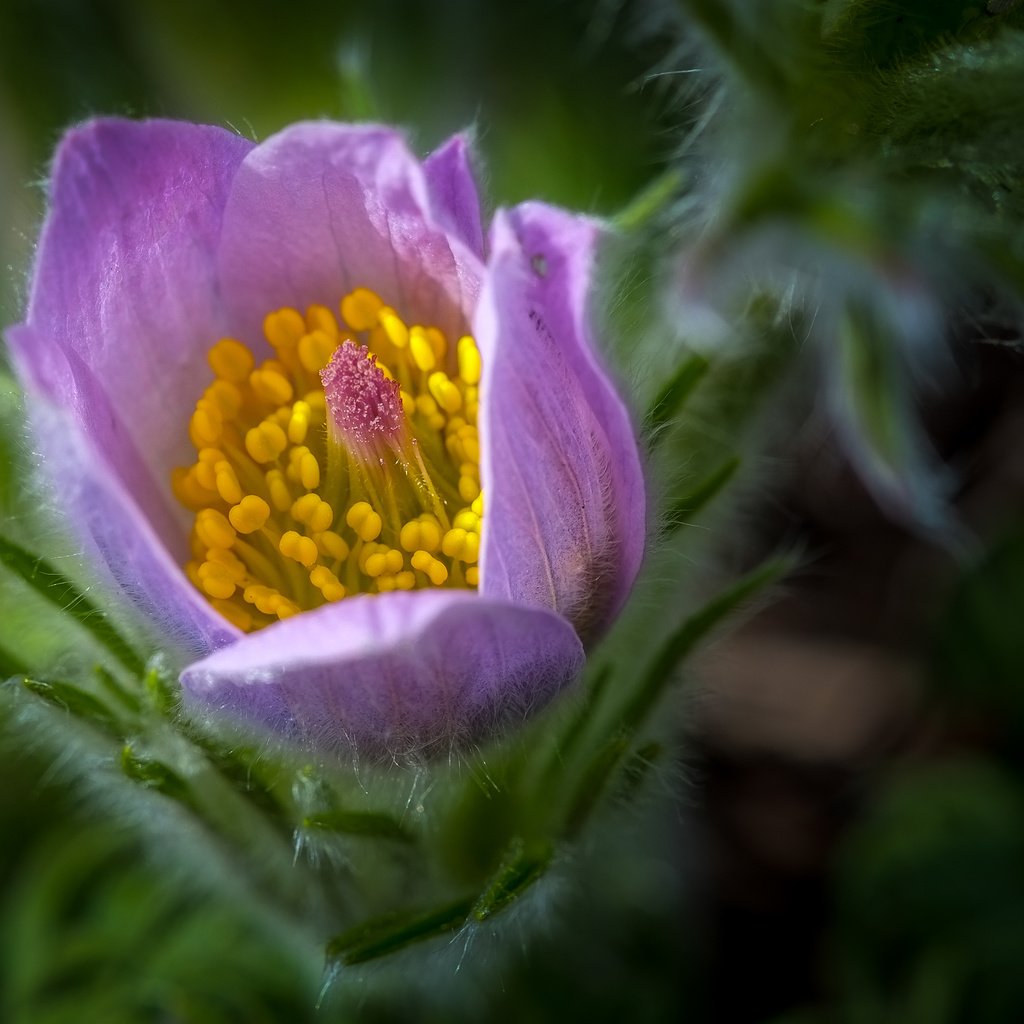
(12, 376), (239, 656)
(9, 117), (254, 556)
(423, 133), (486, 260)
(180, 590), (584, 756)
(217, 122), (484, 344)
(476, 203), (646, 643)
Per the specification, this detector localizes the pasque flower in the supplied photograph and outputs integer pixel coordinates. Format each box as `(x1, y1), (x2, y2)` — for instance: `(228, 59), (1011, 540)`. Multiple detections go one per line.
(6, 119), (645, 754)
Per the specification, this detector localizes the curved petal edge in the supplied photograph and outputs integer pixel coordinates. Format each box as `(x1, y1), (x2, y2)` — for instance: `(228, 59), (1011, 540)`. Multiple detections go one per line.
(180, 590), (585, 758)
(477, 202), (646, 643)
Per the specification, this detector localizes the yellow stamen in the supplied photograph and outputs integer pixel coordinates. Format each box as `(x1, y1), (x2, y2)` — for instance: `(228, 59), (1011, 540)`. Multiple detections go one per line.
(175, 287), (486, 631)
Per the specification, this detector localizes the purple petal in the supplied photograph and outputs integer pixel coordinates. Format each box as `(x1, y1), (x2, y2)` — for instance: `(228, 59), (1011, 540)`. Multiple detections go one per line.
(476, 203), (646, 644)
(180, 590), (584, 757)
(9, 118), (253, 558)
(17, 385), (239, 656)
(423, 133), (486, 260)
(217, 122), (485, 344)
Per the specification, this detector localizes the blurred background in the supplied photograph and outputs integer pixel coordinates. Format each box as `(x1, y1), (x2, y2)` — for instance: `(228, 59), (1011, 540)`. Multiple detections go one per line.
(3, 1), (1024, 1021)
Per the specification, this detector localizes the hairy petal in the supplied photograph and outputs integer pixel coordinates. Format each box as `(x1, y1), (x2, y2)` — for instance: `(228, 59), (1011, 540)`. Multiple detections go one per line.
(476, 203), (646, 643)
(9, 118), (253, 557)
(218, 122), (484, 344)
(16, 386), (239, 656)
(180, 590), (584, 756)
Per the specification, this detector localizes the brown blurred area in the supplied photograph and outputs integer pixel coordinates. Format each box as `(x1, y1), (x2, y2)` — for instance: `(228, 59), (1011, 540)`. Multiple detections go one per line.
(692, 336), (1024, 1022)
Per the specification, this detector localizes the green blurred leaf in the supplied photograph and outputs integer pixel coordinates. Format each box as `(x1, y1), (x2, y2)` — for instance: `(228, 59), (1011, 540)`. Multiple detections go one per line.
(327, 895), (476, 966)
(619, 557), (790, 734)
(303, 809), (414, 844)
(665, 456), (740, 531)
(643, 352), (710, 443)
(472, 837), (553, 922)
(21, 677), (123, 738)
(0, 534), (146, 675)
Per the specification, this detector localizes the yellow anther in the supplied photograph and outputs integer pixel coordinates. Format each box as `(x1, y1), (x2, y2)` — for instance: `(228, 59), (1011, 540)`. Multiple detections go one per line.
(411, 550), (449, 587)
(229, 494), (270, 534)
(245, 420), (288, 463)
(208, 338), (254, 383)
(299, 451), (320, 490)
(213, 461), (242, 505)
(340, 287), (384, 331)
(276, 599), (300, 620)
(465, 566), (479, 587)
(362, 548), (401, 581)
(290, 492), (320, 524)
(264, 308), (306, 351)
(190, 402), (222, 447)
(425, 326), (447, 361)
(400, 390), (415, 418)
(409, 327), (437, 371)
(211, 598), (253, 632)
(197, 450), (223, 489)
(305, 304), (339, 338)
(279, 530), (319, 568)
(453, 508), (480, 531)
(379, 307), (409, 348)
(250, 366), (294, 406)
(471, 494), (484, 516)
(441, 528), (468, 559)
(197, 561), (237, 600)
(315, 530), (350, 561)
(298, 329), (338, 373)
(377, 575), (395, 592)
(304, 390), (326, 414)
(265, 469), (292, 512)
(290, 493), (334, 532)
(172, 467), (212, 509)
(310, 565), (345, 601)
(459, 474), (481, 502)
(186, 560), (203, 589)
(195, 509), (236, 549)
(428, 371), (462, 413)
(287, 400), (311, 444)
(205, 379), (243, 419)
(346, 501), (383, 542)
(459, 427), (480, 463)
(457, 335), (481, 385)
(394, 570), (416, 590)
(243, 584), (281, 615)
(205, 547), (247, 581)
(415, 395), (439, 419)
(399, 516), (441, 553)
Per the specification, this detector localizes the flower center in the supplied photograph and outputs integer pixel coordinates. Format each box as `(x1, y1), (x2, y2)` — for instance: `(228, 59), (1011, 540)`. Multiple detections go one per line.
(172, 287), (483, 632)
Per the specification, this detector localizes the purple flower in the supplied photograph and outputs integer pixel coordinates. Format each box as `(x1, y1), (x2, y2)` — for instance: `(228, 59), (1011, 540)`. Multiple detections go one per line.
(6, 119), (645, 755)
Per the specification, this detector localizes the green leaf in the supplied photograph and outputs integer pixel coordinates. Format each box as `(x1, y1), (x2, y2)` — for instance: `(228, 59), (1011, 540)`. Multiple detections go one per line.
(326, 895), (476, 966)
(0, 534), (146, 675)
(120, 745), (192, 805)
(613, 167), (686, 233)
(93, 665), (142, 714)
(21, 677), (123, 737)
(642, 352), (710, 443)
(0, 640), (30, 679)
(302, 810), (414, 844)
(619, 557), (790, 734)
(564, 732), (632, 837)
(665, 456), (740, 530)
(472, 837), (554, 922)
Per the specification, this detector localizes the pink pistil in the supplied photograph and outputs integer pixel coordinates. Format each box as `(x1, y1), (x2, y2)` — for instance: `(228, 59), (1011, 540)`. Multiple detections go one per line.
(320, 342), (405, 458)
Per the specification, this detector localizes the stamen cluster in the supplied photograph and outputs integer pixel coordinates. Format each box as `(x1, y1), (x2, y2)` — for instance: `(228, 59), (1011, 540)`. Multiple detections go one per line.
(173, 287), (483, 632)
